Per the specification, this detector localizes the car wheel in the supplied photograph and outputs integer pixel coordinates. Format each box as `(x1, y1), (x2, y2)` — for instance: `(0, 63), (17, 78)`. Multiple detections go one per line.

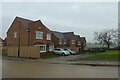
(70, 52), (73, 55)
(62, 53), (65, 56)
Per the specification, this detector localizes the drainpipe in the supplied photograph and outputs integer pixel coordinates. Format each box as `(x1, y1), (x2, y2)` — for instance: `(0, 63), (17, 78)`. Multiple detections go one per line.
(18, 22), (21, 57)
(26, 29), (30, 46)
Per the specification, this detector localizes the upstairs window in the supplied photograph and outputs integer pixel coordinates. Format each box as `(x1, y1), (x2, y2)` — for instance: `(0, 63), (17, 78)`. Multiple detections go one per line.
(59, 39), (62, 44)
(77, 41), (81, 45)
(47, 33), (51, 40)
(71, 40), (75, 44)
(13, 32), (17, 38)
(36, 31), (43, 39)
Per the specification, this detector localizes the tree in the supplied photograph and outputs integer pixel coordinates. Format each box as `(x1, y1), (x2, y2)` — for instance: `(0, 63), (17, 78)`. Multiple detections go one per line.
(94, 29), (118, 48)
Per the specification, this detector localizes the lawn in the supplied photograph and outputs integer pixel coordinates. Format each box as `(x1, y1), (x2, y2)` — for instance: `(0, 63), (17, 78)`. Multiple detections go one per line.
(74, 50), (119, 61)
(40, 52), (59, 59)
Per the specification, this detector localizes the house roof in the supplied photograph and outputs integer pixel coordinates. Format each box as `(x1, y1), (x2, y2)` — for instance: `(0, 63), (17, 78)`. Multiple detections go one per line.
(8, 16), (51, 33)
(75, 35), (81, 41)
(63, 32), (75, 40)
(80, 37), (86, 42)
(16, 16), (35, 30)
(53, 31), (81, 41)
(53, 31), (86, 44)
(52, 31), (66, 42)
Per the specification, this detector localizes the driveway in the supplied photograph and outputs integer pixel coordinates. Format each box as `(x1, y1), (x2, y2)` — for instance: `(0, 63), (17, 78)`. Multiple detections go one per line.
(39, 54), (93, 63)
(39, 54), (119, 66)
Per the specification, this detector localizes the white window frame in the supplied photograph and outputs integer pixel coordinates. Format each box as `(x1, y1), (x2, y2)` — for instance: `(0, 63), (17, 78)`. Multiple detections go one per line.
(59, 39), (62, 44)
(64, 41), (66, 44)
(71, 40), (75, 44)
(39, 45), (46, 53)
(77, 41), (81, 45)
(47, 33), (51, 40)
(36, 31), (43, 39)
(13, 32), (17, 38)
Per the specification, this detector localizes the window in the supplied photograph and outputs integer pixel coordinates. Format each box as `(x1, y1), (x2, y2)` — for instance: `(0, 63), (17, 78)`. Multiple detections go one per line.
(64, 41), (66, 44)
(77, 41), (81, 45)
(47, 33), (51, 40)
(13, 32), (17, 38)
(36, 31), (43, 39)
(40, 45), (46, 52)
(54, 49), (60, 51)
(71, 40), (75, 44)
(59, 39), (62, 44)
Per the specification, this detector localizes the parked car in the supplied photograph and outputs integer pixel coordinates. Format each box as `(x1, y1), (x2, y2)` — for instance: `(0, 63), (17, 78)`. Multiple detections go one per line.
(52, 48), (70, 56)
(64, 49), (76, 55)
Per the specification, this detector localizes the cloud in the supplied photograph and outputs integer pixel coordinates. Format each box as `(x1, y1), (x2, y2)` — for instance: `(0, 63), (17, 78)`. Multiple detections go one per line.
(1, 0), (119, 2)
(0, 2), (2, 38)
(2, 2), (118, 42)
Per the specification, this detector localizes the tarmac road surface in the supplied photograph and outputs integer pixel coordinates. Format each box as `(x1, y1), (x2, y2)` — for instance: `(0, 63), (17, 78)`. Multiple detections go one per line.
(2, 59), (118, 78)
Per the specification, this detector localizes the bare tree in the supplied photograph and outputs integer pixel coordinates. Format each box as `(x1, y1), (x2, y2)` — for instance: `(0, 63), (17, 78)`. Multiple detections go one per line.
(94, 29), (118, 48)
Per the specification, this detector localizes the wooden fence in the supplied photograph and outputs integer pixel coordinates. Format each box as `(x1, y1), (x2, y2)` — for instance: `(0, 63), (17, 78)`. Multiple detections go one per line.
(2, 47), (7, 56)
(0, 47), (2, 56)
(7, 47), (18, 57)
(7, 46), (40, 58)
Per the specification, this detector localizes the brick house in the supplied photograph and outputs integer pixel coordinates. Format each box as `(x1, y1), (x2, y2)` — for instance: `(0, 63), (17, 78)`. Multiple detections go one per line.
(7, 17), (54, 53)
(52, 31), (86, 51)
(63, 32), (77, 51)
(0, 37), (3, 47)
(52, 31), (66, 48)
(80, 37), (86, 50)
(75, 35), (82, 51)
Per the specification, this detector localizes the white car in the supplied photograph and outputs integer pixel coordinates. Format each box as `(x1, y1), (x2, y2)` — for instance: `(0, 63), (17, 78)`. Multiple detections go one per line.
(53, 48), (70, 56)
(64, 49), (76, 55)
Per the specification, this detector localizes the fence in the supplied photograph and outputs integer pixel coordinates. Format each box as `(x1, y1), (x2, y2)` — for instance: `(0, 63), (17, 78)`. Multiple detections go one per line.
(0, 47), (2, 56)
(7, 46), (40, 58)
(2, 47), (7, 56)
(7, 47), (18, 57)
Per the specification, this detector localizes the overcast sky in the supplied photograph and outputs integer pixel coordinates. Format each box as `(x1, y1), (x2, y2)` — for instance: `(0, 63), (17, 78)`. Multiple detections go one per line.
(1, 2), (118, 42)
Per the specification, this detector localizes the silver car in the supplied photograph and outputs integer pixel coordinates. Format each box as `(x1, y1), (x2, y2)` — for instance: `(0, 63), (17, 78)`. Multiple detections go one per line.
(64, 49), (76, 55)
(53, 48), (70, 56)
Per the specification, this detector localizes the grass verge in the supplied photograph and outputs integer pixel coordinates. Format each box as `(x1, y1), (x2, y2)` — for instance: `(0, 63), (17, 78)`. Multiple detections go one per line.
(40, 52), (59, 59)
(71, 50), (119, 61)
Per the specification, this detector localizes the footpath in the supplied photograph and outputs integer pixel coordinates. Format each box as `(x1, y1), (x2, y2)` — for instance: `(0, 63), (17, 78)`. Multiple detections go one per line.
(1, 55), (119, 67)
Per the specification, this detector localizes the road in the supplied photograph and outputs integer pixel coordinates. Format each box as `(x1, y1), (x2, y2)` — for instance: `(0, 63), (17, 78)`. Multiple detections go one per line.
(2, 59), (118, 78)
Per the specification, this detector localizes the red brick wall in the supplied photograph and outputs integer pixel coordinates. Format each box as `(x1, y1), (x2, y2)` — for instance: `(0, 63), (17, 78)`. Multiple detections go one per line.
(7, 19), (28, 47)
(29, 21), (52, 45)
(7, 19), (53, 48)
(51, 34), (59, 48)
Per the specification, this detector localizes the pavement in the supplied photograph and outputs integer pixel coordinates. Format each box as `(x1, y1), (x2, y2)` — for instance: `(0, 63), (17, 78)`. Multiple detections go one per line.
(1, 55), (119, 66)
